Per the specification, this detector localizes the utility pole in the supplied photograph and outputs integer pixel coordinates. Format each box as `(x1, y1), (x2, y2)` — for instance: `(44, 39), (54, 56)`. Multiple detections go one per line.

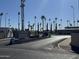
(20, 0), (25, 31)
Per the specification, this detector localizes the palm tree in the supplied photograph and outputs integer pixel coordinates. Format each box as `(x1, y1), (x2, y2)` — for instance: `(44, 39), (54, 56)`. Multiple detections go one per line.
(0, 13), (3, 16)
(55, 17), (57, 23)
(34, 16), (37, 31)
(73, 20), (75, 27)
(37, 23), (39, 32)
(40, 23), (41, 31)
(60, 19), (62, 29)
(53, 20), (55, 30)
(41, 16), (46, 31)
(49, 18), (51, 31)
(0, 12), (3, 27)
(70, 23), (72, 27)
(8, 18), (11, 28)
(34, 16), (36, 19)
(5, 13), (8, 28)
(77, 20), (79, 26)
(55, 17), (58, 30)
(58, 24), (61, 29)
(46, 23), (48, 31)
(67, 20), (69, 27)
(28, 21), (30, 30)
(33, 23), (35, 30)
(50, 23), (52, 32)
(18, 12), (20, 30)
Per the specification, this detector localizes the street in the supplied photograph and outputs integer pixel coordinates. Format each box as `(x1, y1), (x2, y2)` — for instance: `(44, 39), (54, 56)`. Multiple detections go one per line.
(0, 48), (77, 59)
(0, 35), (78, 59)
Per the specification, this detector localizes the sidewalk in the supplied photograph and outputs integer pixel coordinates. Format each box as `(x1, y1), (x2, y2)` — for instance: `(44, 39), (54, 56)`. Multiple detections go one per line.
(9, 35), (71, 49)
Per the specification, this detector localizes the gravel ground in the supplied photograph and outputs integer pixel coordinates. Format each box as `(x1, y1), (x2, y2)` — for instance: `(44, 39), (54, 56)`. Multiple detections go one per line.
(41, 37), (77, 54)
(58, 38), (74, 53)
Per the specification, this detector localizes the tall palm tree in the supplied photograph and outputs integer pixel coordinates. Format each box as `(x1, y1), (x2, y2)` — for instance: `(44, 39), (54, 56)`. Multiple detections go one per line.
(8, 18), (11, 28)
(37, 22), (39, 32)
(58, 24), (61, 29)
(33, 23), (35, 31)
(18, 12), (20, 30)
(55, 17), (57, 23)
(60, 19), (62, 29)
(46, 23), (48, 31)
(41, 16), (46, 31)
(50, 23), (52, 32)
(55, 17), (58, 30)
(53, 20), (55, 30)
(40, 23), (41, 31)
(0, 13), (3, 16)
(67, 20), (69, 27)
(49, 18), (51, 31)
(5, 13), (8, 28)
(0, 12), (3, 27)
(44, 17), (46, 30)
(70, 23), (72, 27)
(34, 16), (37, 31)
(73, 20), (75, 27)
(28, 21), (30, 30)
(77, 20), (79, 26)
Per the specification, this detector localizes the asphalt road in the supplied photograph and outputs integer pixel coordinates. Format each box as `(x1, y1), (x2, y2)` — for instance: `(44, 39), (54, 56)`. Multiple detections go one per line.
(0, 35), (78, 59)
(0, 48), (77, 59)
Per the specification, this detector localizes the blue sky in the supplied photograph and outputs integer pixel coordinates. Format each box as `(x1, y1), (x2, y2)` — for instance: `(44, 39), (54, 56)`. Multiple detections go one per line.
(0, 0), (78, 29)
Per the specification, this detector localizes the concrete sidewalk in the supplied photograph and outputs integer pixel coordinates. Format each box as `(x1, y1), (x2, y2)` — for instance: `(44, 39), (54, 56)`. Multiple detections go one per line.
(26, 35), (71, 48)
(9, 35), (71, 49)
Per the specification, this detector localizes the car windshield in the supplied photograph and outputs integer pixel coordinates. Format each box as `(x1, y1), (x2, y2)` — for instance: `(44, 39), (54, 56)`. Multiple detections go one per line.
(0, 0), (79, 59)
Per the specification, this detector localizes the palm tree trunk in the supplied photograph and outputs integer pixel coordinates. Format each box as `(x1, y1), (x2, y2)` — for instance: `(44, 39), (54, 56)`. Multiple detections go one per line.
(42, 19), (44, 31)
